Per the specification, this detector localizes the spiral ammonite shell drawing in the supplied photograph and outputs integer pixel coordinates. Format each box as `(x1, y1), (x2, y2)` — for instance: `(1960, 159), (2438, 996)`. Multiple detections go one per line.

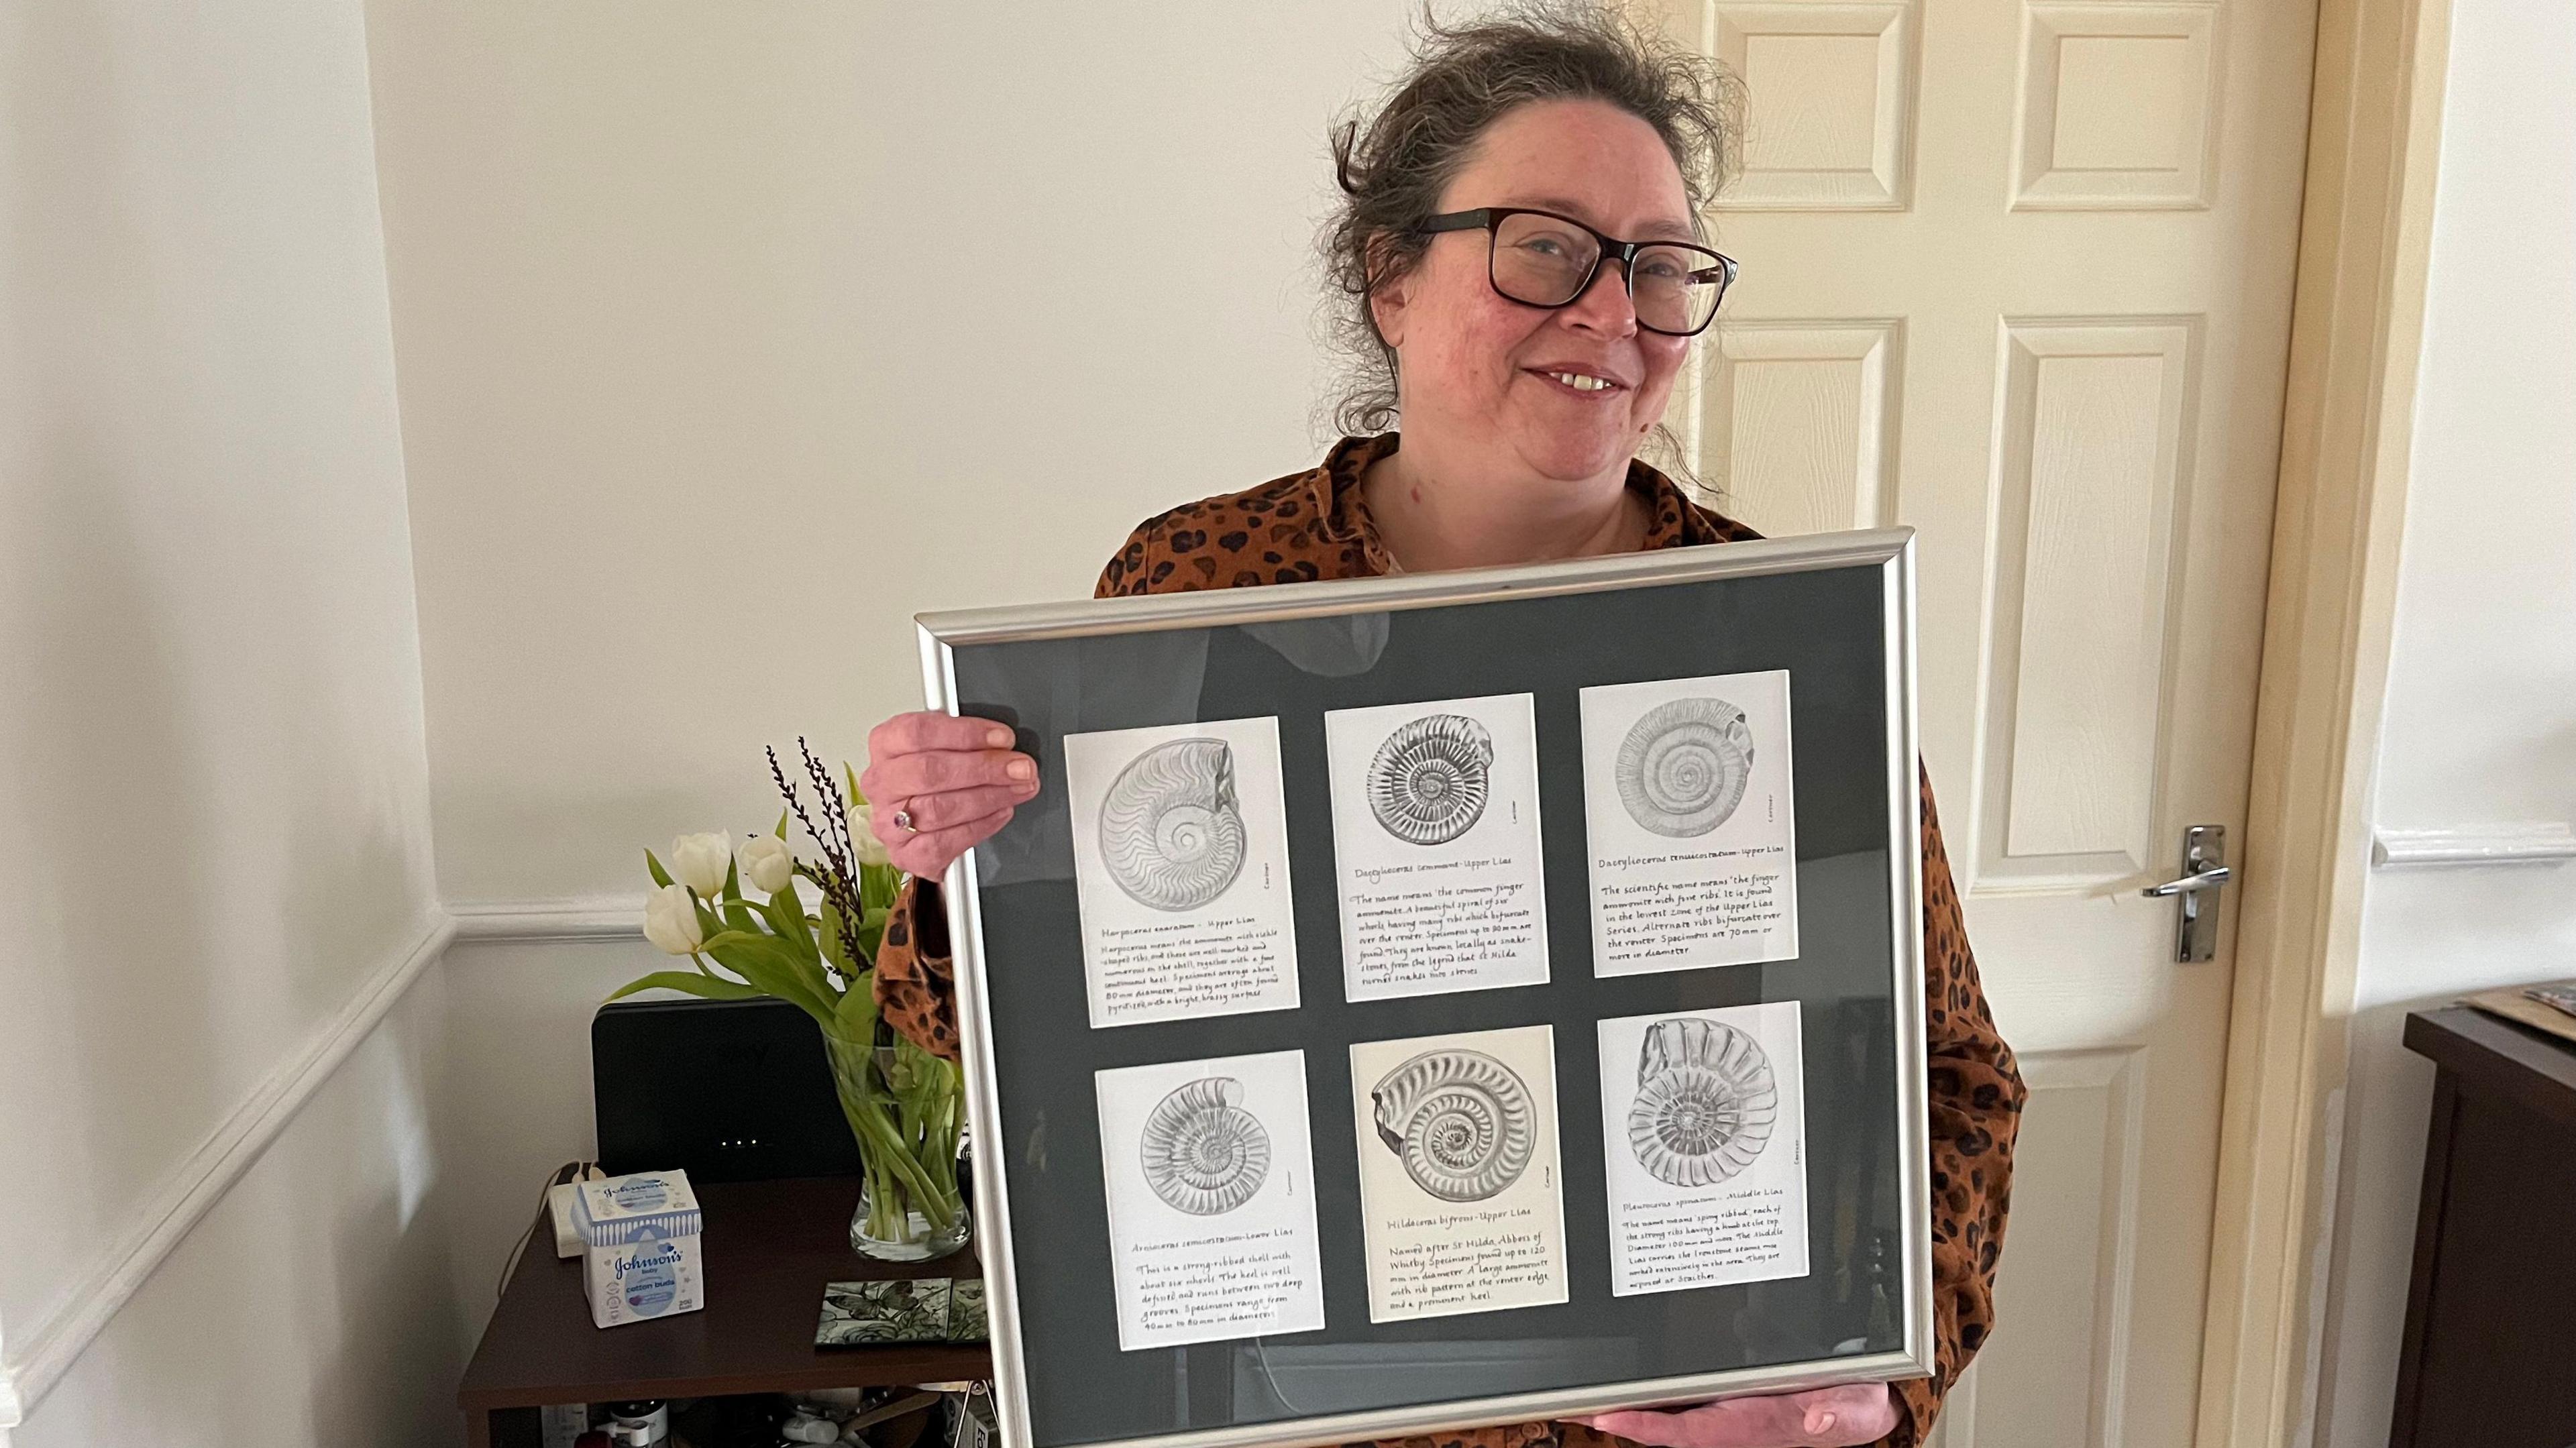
(1365, 714), (1495, 846)
(1097, 738), (1247, 911)
(1370, 1049), (1536, 1203)
(1139, 1076), (1271, 1215)
(1627, 1017), (1778, 1188)
(1615, 697), (1755, 838)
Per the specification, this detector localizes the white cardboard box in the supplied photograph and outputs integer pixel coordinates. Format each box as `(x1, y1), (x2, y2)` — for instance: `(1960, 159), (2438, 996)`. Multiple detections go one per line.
(572, 1168), (704, 1329)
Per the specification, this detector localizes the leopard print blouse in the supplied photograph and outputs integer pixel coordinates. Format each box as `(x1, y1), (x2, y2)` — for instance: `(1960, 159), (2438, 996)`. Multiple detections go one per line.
(875, 433), (2026, 1448)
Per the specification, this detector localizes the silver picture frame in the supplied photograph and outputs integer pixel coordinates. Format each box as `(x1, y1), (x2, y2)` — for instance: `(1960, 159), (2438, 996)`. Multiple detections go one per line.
(917, 527), (1931, 1448)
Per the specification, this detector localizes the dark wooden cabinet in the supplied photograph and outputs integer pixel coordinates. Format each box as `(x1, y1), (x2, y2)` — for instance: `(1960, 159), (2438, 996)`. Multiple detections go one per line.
(458, 1176), (989, 1447)
(2391, 1009), (2576, 1448)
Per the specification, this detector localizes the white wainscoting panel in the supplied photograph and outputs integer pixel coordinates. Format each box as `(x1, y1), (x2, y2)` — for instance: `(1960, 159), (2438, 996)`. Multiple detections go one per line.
(1977, 317), (2201, 890)
(2012, 3), (2225, 209)
(0, 915), (456, 1418)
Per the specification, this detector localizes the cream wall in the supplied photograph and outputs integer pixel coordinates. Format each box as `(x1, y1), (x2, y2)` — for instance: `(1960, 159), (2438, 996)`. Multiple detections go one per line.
(364, 0), (1412, 908)
(2314, 1), (2576, 1443)
(20, 983), (463, 1447)
(361, 0), (1437, 1320)
(0, 0), (455, 1441)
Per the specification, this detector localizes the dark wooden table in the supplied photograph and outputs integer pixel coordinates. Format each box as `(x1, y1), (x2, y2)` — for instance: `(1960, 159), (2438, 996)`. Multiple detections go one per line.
(459, 1176), (991, 1447)
(2390, 1007), (2576, 1448)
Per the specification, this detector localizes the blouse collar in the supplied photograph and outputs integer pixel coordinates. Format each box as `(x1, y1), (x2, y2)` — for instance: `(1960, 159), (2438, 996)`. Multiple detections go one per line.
(1305, 432), (1736, 574)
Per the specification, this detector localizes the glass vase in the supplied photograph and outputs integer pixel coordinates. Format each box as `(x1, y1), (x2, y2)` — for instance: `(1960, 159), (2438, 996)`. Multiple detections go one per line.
(851, 1171), (969, 1262)
(822, 1029), (969, 1262)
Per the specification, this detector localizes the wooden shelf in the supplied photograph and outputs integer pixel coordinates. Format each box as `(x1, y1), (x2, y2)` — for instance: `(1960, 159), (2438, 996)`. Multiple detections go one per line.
(459, 1175), (991, 1443)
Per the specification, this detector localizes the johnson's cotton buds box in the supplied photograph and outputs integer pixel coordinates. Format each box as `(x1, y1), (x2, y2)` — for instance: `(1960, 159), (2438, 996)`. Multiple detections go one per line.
(574, 1169), (704, 1328)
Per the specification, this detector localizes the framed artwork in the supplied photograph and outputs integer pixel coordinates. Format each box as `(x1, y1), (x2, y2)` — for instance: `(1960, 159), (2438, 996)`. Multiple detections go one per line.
(916, 531), (1931, 1448)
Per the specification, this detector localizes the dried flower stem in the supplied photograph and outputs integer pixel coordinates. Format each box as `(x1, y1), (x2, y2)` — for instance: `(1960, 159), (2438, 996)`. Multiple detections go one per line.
(771, 741), (866, 967)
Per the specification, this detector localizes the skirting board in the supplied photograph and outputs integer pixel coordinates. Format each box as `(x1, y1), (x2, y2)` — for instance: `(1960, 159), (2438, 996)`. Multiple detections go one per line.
(0, 913), (457, 1425)
(2370, 823), (2576, 868)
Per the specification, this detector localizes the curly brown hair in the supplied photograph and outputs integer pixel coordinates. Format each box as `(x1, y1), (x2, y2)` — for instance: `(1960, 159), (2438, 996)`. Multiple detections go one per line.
(1323, 3), (1743, 438)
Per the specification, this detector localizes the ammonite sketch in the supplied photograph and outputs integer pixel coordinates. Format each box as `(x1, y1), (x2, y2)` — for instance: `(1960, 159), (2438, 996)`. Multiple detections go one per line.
(1138, 1076), (1271, 1215)
(1365, 714), (1495, 846)
(1615, 697), (1754, 838)
(1097, 738), (1246, 911)
(1370, 1049), (1535, 1203)
(1627, 1017), (1778, 1188)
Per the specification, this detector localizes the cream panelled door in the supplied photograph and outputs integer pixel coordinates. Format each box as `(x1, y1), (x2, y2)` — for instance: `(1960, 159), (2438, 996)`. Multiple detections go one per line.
(1642, 1), (2316, 1444)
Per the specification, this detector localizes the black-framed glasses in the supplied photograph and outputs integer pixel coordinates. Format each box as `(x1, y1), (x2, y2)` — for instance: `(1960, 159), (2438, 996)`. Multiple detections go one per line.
(1418, 207), (1737, 337)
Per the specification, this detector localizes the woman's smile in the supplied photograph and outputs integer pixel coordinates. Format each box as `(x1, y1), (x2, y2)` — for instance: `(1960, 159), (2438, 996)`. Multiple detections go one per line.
(1524, 364), (1631, 397)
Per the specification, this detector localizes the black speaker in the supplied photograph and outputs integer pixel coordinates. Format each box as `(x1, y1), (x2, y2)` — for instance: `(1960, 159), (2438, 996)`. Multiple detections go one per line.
(590, 997), (862, 1182)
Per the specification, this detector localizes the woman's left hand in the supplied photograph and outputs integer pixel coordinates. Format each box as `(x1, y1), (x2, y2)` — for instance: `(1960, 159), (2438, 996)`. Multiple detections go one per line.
(1570, 1383), (1898, 1448)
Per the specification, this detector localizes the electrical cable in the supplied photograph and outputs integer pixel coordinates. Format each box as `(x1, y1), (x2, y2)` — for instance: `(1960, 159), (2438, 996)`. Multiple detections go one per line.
(496, 1160), (592, 1300)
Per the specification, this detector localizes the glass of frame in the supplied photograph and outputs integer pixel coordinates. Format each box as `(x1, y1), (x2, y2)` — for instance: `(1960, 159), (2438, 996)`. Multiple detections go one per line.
(915, 531), (1933, 1448)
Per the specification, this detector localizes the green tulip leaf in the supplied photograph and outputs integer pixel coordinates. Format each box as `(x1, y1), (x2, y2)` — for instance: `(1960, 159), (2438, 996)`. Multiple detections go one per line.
(817, 900), (857, 973)
(835, 972), (879, 1040)
(731, 909), (833, 1005)
(645, 850), (674, 889)
(765, 877), (816, 956)
(702, 930), (837, 1026)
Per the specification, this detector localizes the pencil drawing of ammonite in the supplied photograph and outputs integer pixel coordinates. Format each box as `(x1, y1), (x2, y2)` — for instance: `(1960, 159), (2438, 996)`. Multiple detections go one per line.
(1097, 738), (1246, 911)
(1628, 1017), (1778, 1188)
(1365, 714), (1495, 846)
(1370, 1049), (1535, 1203)
(1615, 697), (1755, 838)
(1139, 1076), (1271, 1215)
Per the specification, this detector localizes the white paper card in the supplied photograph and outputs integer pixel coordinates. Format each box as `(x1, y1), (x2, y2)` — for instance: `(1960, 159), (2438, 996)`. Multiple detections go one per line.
(1322, 693), (1550, 1001)
(1578, 671), (1799, 974)
(1063, 718), (1301, 1028)
(1094, 1050), (1328, 1351)
(1348, 1023), (1568, 1323)
(1596, 1003), (1809, 1296)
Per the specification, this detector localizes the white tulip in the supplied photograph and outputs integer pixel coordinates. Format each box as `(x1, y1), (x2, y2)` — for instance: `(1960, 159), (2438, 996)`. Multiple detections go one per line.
(738, 832), (795, 894)
(642, 883), (705, 955)
(670, 831), (733, 896)
(853, 804), (894, 868)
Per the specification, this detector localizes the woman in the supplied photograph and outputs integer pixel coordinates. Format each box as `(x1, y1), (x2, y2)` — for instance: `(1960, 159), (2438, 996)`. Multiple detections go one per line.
(860, 12), (2022, 1448)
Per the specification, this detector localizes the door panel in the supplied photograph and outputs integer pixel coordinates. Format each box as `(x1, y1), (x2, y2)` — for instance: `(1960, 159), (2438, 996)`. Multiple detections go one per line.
(1642, 0), (2318, 1441)
(1980, 317), (2197, 889)
(1699, 320), (1903, 535)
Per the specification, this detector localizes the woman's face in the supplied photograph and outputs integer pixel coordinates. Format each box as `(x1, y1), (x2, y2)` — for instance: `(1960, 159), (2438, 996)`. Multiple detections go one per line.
(1373, 98), (1698, 487)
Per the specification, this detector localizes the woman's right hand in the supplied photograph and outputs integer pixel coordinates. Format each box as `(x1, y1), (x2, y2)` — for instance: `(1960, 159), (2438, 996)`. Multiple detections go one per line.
(860, 712), (1040, 879)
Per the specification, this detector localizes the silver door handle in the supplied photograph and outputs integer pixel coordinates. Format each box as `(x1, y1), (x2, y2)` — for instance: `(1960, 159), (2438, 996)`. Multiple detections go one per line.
(2145, 825), (2229, 962)
(2141, 865), (2233, 897)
